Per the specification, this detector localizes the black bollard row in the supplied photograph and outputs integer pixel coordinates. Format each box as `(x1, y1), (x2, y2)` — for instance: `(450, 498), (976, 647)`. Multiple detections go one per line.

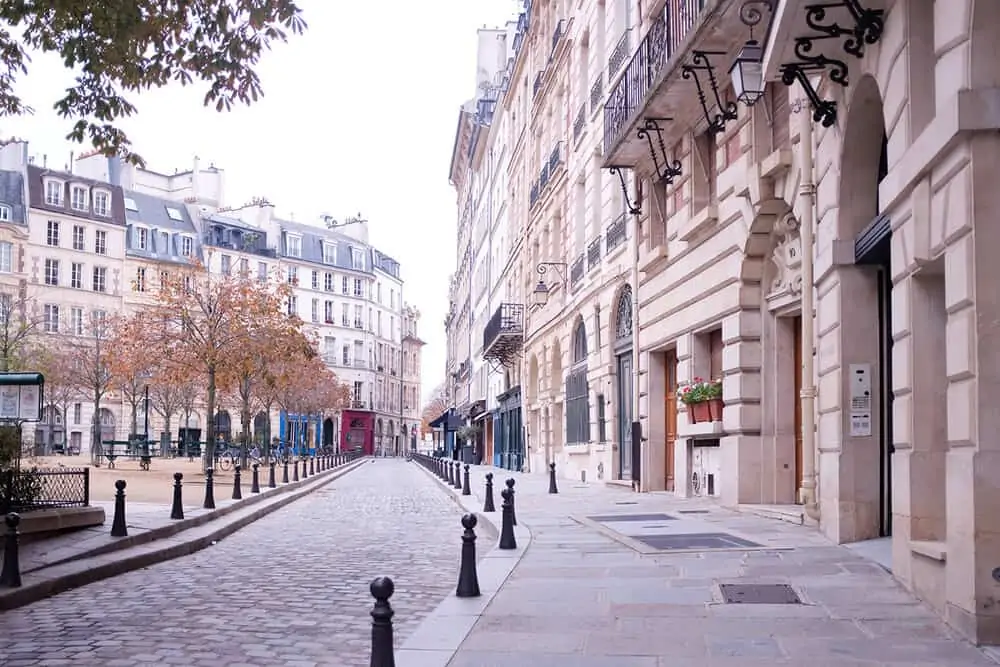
(232, 465), (243, 500)
(369, 576), (395, 667)
(0, 512), (21, 588)
(204, 468), (216, 509)
(483, 472), (496, 512)
(170, 472), (184, 520)
(268, 462), (277, 488)
(506, 478), (517, 526)
(456, 513), (481, 598)
(462, 464), (471, 496)
(309, 456), (314, 475)
(293, 458), (300, 482)
(111, 479), (128, 537)
(251, 463), (261, 494)
(282, 459), (290, 484)
(452, 461), (462, 490)
(498, 487), (517, 550)
(548, 462), (559, 494)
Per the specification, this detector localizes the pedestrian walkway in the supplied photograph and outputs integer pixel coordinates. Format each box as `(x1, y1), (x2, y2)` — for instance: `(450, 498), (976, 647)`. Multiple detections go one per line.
(439, 464), (998, 666)
(0, 459), (464, 667)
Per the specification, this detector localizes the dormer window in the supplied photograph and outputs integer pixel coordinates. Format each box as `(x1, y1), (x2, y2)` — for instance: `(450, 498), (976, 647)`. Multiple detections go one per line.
(323, 242), (337, 264)
(135, 226), (148, 251)
(44, 179), (63, 206)
(181, 235), (194, 257)
(351, 247), (365, 270)
(0, 205), (10, 222)
(166, 207), (183, 221)
(70, 185), (88, 212)
(124, 197), (138, 212)
(93, 190), (110, 216)
(286, 233), (302, 258)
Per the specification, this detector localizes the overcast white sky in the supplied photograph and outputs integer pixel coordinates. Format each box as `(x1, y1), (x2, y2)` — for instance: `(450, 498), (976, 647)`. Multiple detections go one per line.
(2, 0), (516, 403)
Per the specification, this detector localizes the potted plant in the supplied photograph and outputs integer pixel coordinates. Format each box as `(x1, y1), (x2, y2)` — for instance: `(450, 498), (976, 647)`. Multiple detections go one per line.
(679, 377), (723, 424)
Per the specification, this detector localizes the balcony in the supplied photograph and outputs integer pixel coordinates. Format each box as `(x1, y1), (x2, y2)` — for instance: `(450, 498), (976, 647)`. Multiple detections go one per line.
(483, 303), (524, 366)
(548, 142), (563, 173)
(608, 29), (632, 78)
(539, 162), (550, 191)
(533, 70), (545, 98)
(529, 181), (540, 208)
(349, 400), (371, 411)
(606, 213), (628, 254)
(573, 103), (586, 142)
(550, 19), (565, 59)
(570, 254), (585, 290)
(590, 74), (604, 115)
(604, 0), (758, 168)
(587, 237), (602, 270)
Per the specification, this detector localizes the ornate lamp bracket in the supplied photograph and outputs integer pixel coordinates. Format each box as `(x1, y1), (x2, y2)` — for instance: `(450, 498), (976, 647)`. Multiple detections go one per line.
(607, 167), (642, 216)
(804, 1), (884, 59)
(536, 262), (567, 284)
(780, 64), (838, 127)
(636, 118), (683, 185)
(681, 51), (738, 135)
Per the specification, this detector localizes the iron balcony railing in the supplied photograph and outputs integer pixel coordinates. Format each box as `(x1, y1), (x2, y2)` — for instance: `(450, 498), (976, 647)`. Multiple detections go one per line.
(587, 238), (602, 269)
(608, 29), (632, 76)
(606, 213), (628, 253)
(570, 254), (585, 288)
(603, 0), (706, 156)
(483, 303), (525, 352)
(530, 181), (540, 208)
(533, 70), (545, 97)
(539, 162), (551, 190)
(590, 74), (604, 115)
(573, 103), (586, 142)
(551, 19), (565, 58)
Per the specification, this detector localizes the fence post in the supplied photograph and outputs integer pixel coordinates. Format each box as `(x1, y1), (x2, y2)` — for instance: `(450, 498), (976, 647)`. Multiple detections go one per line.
(83, 467), (91, 506)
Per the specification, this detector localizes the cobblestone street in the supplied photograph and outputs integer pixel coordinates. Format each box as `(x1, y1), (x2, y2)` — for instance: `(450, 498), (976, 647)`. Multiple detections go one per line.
(0, 459), (463, 667)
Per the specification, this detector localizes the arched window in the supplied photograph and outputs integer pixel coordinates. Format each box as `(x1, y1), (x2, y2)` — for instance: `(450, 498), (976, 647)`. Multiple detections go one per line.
(616, 285), (633, 344)
(566, 319), (591, 444)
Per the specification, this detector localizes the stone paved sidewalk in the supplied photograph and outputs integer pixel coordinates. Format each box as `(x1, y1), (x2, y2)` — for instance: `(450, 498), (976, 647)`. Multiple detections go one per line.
(436, 463), (998, 667)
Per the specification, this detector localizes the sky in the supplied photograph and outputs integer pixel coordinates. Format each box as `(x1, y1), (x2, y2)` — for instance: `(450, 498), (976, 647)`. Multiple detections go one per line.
(2, 0), (517, 404)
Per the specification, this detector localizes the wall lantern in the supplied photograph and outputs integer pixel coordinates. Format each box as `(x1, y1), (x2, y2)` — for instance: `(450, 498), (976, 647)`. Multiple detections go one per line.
(729, 40), (766, 107)
(532, 262), (567, 309)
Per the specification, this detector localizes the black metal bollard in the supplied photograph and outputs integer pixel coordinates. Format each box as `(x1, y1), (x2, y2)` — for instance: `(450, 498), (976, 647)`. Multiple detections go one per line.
(462, 464), (471, 496)
(369, 576), (396, 667)
(204, 468), (216, 509)
(456, 513), (481, 598)
(309, 456), (315, 476)
(498, 488), (517, 550)
(170, 472), (184, 520)
(447, 460), (454, 485)
(483, 473), (496, 512)
(301, 458), (308, 479)
(293, 458), (300, 482)
(268, 462), (277, 488)
(251, 463), (261, 494)
(232, 465), (243, 500)
(506, 478), (517, 526)
(453, 462), (462, 490)
(0, 512), (22, 588)
(110, 480), (128, 537)
(548, 462), (559, 494)
(282, 459), (290, 484)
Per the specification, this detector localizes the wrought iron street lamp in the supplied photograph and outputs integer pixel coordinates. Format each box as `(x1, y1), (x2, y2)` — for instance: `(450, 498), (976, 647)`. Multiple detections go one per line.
(729, 39), (766, 107)
(532, 262), (567, 309)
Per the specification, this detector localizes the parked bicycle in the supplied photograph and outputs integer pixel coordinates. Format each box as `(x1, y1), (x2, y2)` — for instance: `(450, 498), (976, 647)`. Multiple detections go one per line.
(215, 445), (243, 472)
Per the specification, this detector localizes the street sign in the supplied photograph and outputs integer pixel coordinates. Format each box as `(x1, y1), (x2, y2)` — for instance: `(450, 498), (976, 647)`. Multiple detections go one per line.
(0, 372), (44, 422)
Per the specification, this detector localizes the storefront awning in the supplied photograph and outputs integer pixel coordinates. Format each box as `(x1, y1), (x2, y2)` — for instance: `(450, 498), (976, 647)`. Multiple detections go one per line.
(429, 408), (463, 430)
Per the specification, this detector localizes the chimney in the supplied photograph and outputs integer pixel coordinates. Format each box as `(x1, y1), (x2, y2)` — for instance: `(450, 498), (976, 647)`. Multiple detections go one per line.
(42, 154), (47, 168)
(107, 156), (122, 186)
(68, 152), (74, 174)
(192, 155), (200, 201)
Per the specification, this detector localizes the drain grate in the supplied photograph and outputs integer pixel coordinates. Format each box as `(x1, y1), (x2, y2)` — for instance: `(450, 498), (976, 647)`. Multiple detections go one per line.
(589, 513), (677, 523)
(719, 583), (801, 604)
(677, 509), (710, 514)
(631, 532), (762, 551)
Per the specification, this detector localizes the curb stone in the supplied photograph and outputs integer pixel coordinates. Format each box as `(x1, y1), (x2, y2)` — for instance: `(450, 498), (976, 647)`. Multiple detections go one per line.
(0, 458), (369, 611)
(402, 461), (533, 666)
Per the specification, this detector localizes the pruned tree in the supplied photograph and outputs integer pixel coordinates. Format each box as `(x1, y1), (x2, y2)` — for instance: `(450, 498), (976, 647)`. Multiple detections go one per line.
(64, 313), (115, 463)
(150, 370), (197, 445)
(34, 340), (77, 451)
(0, 0), (306, 165)
(105, 314), (157, 437)
(0, 291), (45, 372)
(139, 259), (294, 465)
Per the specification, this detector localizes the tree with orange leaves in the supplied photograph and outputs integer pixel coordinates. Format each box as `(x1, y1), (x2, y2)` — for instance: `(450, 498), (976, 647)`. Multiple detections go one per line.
(105, 314), (158, 436)
(137, 259), (294, 465)
(62, 313), (115, 464)
(421, 383), (448, 436)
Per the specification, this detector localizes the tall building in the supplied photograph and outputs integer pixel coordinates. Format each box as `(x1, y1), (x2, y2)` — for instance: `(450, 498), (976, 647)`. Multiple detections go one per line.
(447, 0), (1000, 646)
(400, 304), (424, 452)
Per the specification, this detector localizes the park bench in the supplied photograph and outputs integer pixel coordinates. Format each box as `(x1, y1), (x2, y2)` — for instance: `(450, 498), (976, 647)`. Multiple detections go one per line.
(102, 441), (129, 469)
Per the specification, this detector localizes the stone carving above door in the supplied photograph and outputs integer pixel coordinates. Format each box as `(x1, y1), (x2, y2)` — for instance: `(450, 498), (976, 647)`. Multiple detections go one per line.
(766, 213), (803, 308)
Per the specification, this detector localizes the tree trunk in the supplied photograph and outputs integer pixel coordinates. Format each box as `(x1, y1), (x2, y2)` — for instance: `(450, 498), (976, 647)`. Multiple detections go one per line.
(205, 365), (217, 471)
(91, 393), (103, 466)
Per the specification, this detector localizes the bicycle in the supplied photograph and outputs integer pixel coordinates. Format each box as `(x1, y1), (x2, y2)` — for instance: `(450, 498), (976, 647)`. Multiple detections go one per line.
(215, 445), (241, 472)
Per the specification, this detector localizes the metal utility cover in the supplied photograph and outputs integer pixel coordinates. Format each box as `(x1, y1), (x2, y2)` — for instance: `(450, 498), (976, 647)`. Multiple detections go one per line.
(677, 509), (710, 514)
(631, 532), (762, 550)
(719, 583), (802, 604)
(588, 513), (677, 523)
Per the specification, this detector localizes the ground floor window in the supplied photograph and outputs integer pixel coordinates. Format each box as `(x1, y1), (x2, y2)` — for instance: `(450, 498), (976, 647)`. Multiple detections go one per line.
(565, 368), (590, 444)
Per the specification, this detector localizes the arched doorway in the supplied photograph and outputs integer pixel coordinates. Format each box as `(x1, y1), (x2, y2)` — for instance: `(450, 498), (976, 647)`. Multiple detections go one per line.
(614, 285), (634, 480)
(214, 410), (232, 443)
(253, 411), (268, 445)
(835, 74), (892, 538)
(35, 406), (64, 455)
(323, 417), (334, 448)
(566, 318), (590, 445)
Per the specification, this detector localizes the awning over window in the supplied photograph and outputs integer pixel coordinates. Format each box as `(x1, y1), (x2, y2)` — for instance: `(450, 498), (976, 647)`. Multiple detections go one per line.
(429, 408), (463, 430)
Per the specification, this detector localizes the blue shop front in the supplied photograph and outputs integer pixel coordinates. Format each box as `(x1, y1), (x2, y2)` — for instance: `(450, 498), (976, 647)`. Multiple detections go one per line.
(429, 408), (462, 458)
(279, 412), (321, 455)
(494, 386), (523, 471)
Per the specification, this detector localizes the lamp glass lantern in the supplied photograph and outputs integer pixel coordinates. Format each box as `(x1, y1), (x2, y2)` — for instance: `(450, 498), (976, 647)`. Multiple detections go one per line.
(532, 280), (550, 308)
(730, 40), (766, 106)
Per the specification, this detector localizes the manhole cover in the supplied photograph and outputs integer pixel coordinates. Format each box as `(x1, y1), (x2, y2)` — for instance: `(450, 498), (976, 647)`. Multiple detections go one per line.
(677, 509), (710, 514)
(719, 583), (801, 604)
(615, 501), (639, 505)
(631, 532), (762, 550)
(588, 513), (677, 523)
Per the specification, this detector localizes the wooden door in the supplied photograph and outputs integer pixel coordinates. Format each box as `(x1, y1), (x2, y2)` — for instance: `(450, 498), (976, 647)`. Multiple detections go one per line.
(793, 316), (803, 501)
(664, 351), (678, 492)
